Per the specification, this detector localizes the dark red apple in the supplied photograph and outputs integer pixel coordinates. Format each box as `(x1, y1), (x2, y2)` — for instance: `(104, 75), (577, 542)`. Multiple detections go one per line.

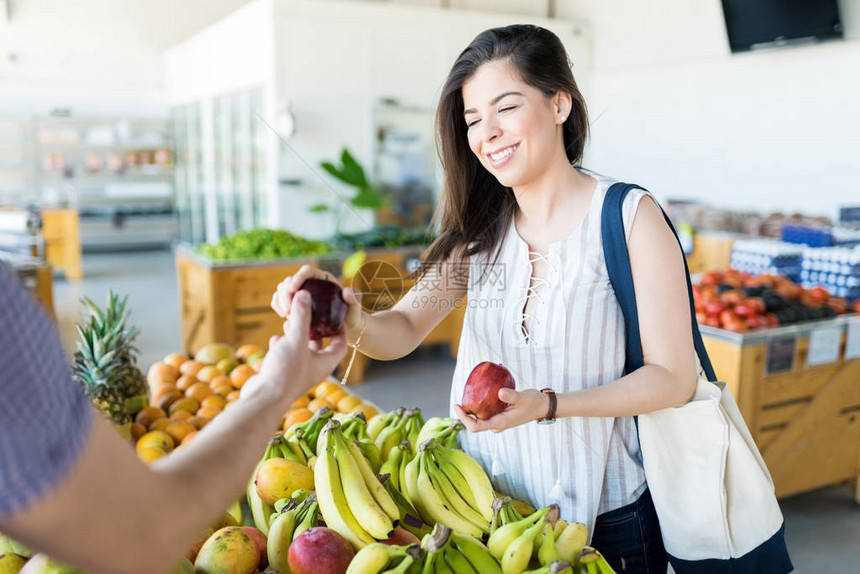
(461, 361), (516, 420)
(299, 278), (348, 340)
(378, 527), (421, 546)
(288, 527), (355, 574)
(239, 526), (268, 570)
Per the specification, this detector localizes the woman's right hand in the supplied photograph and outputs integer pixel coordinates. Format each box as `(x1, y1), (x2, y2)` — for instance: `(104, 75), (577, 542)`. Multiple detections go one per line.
(271, 264), (365, 341)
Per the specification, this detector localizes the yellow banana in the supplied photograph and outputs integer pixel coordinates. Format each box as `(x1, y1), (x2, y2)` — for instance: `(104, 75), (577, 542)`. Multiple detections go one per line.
(578, 547), (615, 574)
(553, 518), (568, 541)
(332, 422), (395, 539)
(342, 434), (400, 521)
(379, 443), (405, 490)
(403, 454), (432, 525)
(425, 455), (489, 532)
(501, 518), (545, 574)
(537, 520), (560, 566)
(314, 429), (375, 549)
(555, 522), (588, 564)
(417, 454), (486, 539)
(432, 445), (494, 522)
(346, 542), (397, 574)
(429, 449), (478, 510)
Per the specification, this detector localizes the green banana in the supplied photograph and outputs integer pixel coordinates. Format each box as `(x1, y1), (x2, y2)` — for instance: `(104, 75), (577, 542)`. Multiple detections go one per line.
(442, 545), (478, 574)
(368, 408), (403, 440)
(292, 494), (321, 541)
(537, 520), (560, 566)
(403, 453), (432, 525)
(417, 417), (464, 449)
(382, 546), (422, 574)
(379, 442), (406, 490)
(487, 506), (549, 560)
(267, 498), (303, 571)
(358, 438), (383, 474)
(376, 416), (409, 463)
(553, 519), (568, 541)
(449, 533), (502, 574)
(347, 542), (397, 574)
(403, 408), (424, 448)
(420, 551), (438, 574)
(417, 451), (486, 539)
(314, 424), (375, 549)
(421, 524), (452, 574)
(247, 441), (278, 535)
(342, 433), (400, 521)
(430, 443), (495, 522)
(500, 516), (546, 574)
(555, 522), (588, 565)
(331, 421), (395, 539)
(522, 561), (573, 574)
(285, 406), (334, 452)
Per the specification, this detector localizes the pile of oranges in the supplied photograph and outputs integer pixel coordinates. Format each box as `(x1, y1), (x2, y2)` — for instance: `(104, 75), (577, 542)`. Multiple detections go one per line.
(283, 380), (379, 431)
(134, 343), (264, 463)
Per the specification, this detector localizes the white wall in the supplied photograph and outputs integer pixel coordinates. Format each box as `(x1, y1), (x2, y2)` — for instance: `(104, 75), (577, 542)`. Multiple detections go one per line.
(556, 0), (860, 218)
(270, 0), (590, 238)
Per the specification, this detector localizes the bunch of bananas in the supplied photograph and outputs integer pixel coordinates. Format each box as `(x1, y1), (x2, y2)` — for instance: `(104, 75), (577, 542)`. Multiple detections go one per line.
(267, 492), (322, 571)
(315, 420), (400, 548)
(329, 411), (382, 473)
(379, 473), (432, 539)
(378, 440), (413, 492)
(416, 417), (465, 449)
(403, 438), (494, 539)
(370, 408), (425, 463)
(286, 407), (336, 462)
(346, 543), (423, 574)
(487, 503), (604, 573)
(576, 548), (615, 574)
(247, 434), (305, 535)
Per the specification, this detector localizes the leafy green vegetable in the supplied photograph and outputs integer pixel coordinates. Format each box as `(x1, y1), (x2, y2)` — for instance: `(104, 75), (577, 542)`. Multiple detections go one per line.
(194, 229), (335, 262)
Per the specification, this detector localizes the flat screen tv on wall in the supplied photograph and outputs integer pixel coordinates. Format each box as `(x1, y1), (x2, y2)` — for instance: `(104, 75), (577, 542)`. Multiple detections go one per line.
(721, 0), (844, 53)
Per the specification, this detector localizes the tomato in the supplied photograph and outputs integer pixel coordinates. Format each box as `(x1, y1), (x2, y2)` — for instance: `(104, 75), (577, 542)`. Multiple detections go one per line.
(700, 271), (723, 286)
(809, 286), (830, 303)
(704, 316), (721, 328)
(723, 319), (749, 333)
(720, 309), (739, 326)
(765, 313), (780, 327)
(745, 315), (767, 330)
(734, 303), (756, 318)
(853, 299), (860, 314)
(705, 301), (727, 317)
(776, 283), (802, 300)
(696, 312), (708, 324)
(721, 290), (744, 306)
(747, 297), (766, 314)
(827, 297), (848, 315)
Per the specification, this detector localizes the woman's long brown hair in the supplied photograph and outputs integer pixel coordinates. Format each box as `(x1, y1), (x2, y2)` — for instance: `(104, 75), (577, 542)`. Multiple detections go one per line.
(416, 24), (589, 281)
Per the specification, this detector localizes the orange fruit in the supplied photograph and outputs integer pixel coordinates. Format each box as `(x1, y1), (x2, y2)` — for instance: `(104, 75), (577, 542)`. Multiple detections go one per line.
(163, 352), (189, 369)
(188, 415), (211, 430)
(236, 344), (264, 362)
(201, 395), (227, 410)
(176, 374), (199, 393)
(291, 395), (311, 409)
(156, 391), (184, 412)
(209, 375), (232, 391)
(181, 431), (198, 445)
(137, 447), (167, 463)
(230, 365), (255, 389)
(179, 360), (205, 377)
(130, 422), (147, 441)
(169, 398), (201, 416)
(283, 408), (314, 430)
(186, 382), (214, 403)
(307, 398), (333, 413)
(137, 430), (174, 453)
(165, 421), (196, 444)
(349, 404), (380, 420)
(170, 410), (194, 422)
(226, 390), (241, 402)
(337, 394), (363, 413)
(135, 406), (167, 429)
(148, 417), (171, 432)
(150, 381), (177, 399)
(196, 366), (224, 384)
(212, 383), (234, 398)
(147, 362), (179, 384)
(197, 405), (222, 420)
(313, 380), (340, 399)
(325, 389), (347, 408)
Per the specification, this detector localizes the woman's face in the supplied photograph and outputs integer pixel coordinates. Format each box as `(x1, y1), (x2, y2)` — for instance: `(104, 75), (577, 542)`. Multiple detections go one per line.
(462, 60), (566, 189)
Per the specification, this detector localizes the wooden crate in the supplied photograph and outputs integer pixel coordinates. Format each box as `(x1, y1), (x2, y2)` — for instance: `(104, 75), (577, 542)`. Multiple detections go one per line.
(42, 208), (83, 281)
(686, 232), (739, 274)
(176, 245), (465, 384)
(701, 317), (860, 502)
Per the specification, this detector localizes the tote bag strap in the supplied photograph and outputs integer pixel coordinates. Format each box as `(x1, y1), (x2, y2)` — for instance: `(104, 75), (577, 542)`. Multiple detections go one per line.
(600, 182), (718, 383)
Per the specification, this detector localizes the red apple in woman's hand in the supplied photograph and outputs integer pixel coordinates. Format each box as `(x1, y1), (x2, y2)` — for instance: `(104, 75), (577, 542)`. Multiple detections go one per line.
(299, 278), (348, 340)
(461, 361), (516, 420)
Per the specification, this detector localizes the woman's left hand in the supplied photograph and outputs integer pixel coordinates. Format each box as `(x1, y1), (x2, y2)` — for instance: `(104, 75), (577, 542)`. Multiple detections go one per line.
(453, 388), (549, 433)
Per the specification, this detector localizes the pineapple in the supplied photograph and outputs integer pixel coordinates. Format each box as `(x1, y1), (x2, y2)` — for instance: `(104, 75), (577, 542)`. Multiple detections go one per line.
(73, 291), (148, 425)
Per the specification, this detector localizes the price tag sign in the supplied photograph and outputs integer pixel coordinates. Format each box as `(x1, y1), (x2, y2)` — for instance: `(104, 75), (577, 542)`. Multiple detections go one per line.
(807, 325), (843, 366)
(765, 335), (796, 375)
(846, 319), (860, 360)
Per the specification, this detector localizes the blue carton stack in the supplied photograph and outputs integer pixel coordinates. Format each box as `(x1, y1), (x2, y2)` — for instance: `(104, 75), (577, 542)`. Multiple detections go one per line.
(730, 239), (804, 282)
(800, 246), (860, 301)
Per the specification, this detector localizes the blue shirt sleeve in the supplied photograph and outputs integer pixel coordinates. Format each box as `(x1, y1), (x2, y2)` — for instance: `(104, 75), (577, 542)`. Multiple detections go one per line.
(0, 264), (93, 518)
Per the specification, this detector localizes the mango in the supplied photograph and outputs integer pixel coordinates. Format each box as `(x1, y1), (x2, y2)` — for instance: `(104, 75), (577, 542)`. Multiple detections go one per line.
(19, 554), (84, 573)
(195, 344), (236, 366)
(194, 527), (259, 574)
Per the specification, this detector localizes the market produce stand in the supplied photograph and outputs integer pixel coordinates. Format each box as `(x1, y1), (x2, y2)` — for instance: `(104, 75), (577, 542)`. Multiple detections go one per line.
(701, 316), (860, 502)
(175, 245), (465, 384)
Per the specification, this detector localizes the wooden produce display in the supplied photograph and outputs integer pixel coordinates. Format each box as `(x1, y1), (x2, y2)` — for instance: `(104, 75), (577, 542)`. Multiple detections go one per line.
(701, 315), (860, 502)
(41, 208), (83, 281)
(685, 232), (739, 274)
(176, 245), (465, 384)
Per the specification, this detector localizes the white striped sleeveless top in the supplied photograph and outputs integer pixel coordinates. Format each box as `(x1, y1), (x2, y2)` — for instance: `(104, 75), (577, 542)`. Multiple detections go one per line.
(450, 171), (649, 536)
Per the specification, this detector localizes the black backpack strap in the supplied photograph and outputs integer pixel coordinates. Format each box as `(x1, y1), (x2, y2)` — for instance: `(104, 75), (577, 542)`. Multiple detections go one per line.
(601, 182), (717, 382)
